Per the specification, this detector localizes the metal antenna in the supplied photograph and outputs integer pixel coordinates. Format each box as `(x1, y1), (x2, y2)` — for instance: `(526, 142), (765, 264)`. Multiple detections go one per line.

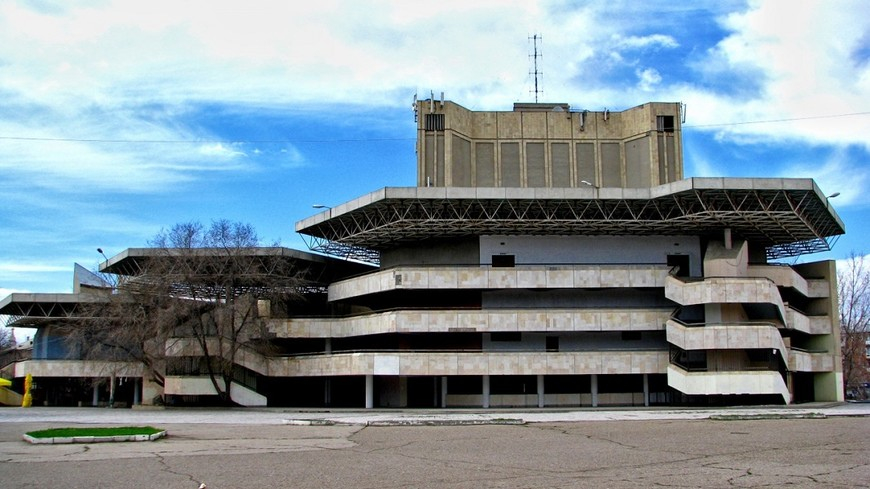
(529, 34), (543, 102)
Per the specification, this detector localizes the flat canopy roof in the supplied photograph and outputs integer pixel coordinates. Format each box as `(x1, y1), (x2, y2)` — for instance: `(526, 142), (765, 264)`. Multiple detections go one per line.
(296, 178), (845, 263)
(0, 292), (107, 326)
(100, 246), (374, 282)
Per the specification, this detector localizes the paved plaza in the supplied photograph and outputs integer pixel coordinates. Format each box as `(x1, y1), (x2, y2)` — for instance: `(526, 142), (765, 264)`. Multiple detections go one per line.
(0, 404), (868, 488)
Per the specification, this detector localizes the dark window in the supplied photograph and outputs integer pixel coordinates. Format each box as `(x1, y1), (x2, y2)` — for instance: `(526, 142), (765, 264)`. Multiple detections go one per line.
(491, 332), (521, 342)
(546, 336), (559, 352)
(425, 113), (445, 131)
(492, 254), (515, 268)
(621, 331), (642, 341)
(656, 115), (675, 132)
(667, 254), (691, 277)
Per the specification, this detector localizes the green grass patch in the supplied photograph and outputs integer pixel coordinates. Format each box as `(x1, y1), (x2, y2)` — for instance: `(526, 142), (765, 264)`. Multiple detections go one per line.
(25, 426), (163, 439)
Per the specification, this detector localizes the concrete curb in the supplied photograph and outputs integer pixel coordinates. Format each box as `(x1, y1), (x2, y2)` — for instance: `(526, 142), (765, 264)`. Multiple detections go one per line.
(283, 418), (526, 426)
(22, 430), (167, 444)
(709, 413), (827, 421)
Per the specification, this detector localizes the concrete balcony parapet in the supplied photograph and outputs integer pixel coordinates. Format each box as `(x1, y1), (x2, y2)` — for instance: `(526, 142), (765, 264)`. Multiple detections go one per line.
(666, 319), (787, 354)
(266, 350), (669, 377)
(666, 364), (789, 403)
(784, 308), (832, 335)
(746, 265), (831, 299)
(330, 264), (673, 301)
(788, 350), (834, 372)
(12, 360), (143, 378)
(269, 307), (674, 338)
(665, 275), (786, 321)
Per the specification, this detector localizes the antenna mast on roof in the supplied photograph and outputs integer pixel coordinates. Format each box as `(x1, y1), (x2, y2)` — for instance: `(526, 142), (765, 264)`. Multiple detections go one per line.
(529, 34), (543, 103)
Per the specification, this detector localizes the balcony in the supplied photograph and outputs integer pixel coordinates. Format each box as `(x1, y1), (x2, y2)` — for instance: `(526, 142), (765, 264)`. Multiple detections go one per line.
(666, 364), (789, 403)
(666, 319), (787, 354)
(270, 307), (673, 338)
(665, 275), (786, 322)
(330, 264), (672, 300)
(788, 349), (835, 372)
(267, 350), (669, 377)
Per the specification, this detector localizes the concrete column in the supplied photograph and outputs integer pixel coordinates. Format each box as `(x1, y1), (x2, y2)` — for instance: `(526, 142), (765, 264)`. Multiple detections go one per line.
(92, 383), (99, 407)
(365, 375), (374, 409)
(537, 374), (545, 408)
(591, 374), (599, 408)
(324, 378), (332, 406)
(482, 375), (490, 409)
(441, 376), (448, 408)
(324, 338), (332, 354)
(108, 374), (116, 407)
(643, 374), (650, 407)
(133, 378), (141, 405)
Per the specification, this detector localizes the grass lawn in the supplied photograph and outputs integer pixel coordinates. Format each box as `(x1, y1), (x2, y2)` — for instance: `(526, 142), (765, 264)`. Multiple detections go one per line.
(25, 426), (163, 439)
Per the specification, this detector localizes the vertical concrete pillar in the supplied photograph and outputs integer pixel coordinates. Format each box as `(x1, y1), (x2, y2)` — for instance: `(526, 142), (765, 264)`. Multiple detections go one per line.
(537, 374), (545, 408)
(324, 378), (332, 406)
(324, 338), (332, 354)
(482, 375), (490, 409)
(365, 374), (374, 409)
(108, 374), (116, 407)
(591, 374), (599, 407)
(441, 376), (448, 408)
(133, 378), (141, 405)
(643, 373), (650, 407)
(92, 383), (99, 407)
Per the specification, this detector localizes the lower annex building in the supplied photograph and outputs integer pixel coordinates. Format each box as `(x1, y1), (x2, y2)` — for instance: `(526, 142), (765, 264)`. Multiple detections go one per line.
(0, 98), (846, 407)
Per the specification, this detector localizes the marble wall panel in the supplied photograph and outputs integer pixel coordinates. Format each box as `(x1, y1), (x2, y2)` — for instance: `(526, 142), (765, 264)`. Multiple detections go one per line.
(600, 268), (630, 287)
(428, 354), (459, 375)
(487, 354), (518, 375)
(546, 269), (574, 287)
(546, 354), (574, 374)
(428, 268), (458, 288)
(573, 352), (602, 374)
(517, 269), (547, 288)
(488, 312), (518, 331)
(458, 311), (488, 331)
(488, 269), (518, 288)
(573, 311), (600, 331)
(574, 268), (602, 288)
(547, 312), (573, 331)
(457, 355), (488, 375)
(457, 268), (487, 288)
(517, 312), (546, 332)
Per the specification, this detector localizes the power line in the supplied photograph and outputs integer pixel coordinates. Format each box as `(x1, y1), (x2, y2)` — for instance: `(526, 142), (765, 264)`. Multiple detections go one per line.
(683, 111), (870, 128)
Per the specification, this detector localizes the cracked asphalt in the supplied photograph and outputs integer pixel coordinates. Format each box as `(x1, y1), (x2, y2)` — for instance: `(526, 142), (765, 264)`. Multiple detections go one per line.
(0, 407), (868, 488)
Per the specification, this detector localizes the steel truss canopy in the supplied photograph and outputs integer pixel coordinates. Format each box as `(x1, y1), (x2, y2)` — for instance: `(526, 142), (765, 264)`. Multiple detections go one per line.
(296, 178), (845, 264)
(0, 293), (106, 327)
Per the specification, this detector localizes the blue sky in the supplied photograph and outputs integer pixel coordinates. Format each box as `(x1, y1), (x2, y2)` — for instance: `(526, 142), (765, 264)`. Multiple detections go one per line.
(1, 0), (869, 323)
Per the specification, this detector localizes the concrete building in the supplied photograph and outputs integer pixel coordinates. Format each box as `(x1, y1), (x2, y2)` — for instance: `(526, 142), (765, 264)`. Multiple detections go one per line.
(0, 98), (846, 407)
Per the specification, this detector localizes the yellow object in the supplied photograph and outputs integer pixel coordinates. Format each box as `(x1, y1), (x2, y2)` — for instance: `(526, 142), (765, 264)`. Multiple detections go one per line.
(22, 373), (32, 408)
(0, 378), (11, 387)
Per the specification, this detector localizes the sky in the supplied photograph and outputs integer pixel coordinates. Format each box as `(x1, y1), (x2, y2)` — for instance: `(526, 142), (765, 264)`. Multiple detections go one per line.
(1, 0), (869, 334)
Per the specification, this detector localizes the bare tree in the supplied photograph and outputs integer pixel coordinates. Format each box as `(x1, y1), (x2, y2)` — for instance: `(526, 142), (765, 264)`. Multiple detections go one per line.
(0, 327), (14, 350)
(70, 219), (304, 405)
(838, 252), (870, 399)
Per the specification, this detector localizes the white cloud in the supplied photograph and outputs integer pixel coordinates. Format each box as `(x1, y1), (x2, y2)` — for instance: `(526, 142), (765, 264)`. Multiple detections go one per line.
(637, 68), (663, 92)
(198, 143), (247, 159)
(680, 0), (870, 148)
(615, 34), (679, 50)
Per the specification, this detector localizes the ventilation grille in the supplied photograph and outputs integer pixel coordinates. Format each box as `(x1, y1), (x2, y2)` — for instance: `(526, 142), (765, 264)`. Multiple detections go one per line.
(425, 114), (445, 131)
